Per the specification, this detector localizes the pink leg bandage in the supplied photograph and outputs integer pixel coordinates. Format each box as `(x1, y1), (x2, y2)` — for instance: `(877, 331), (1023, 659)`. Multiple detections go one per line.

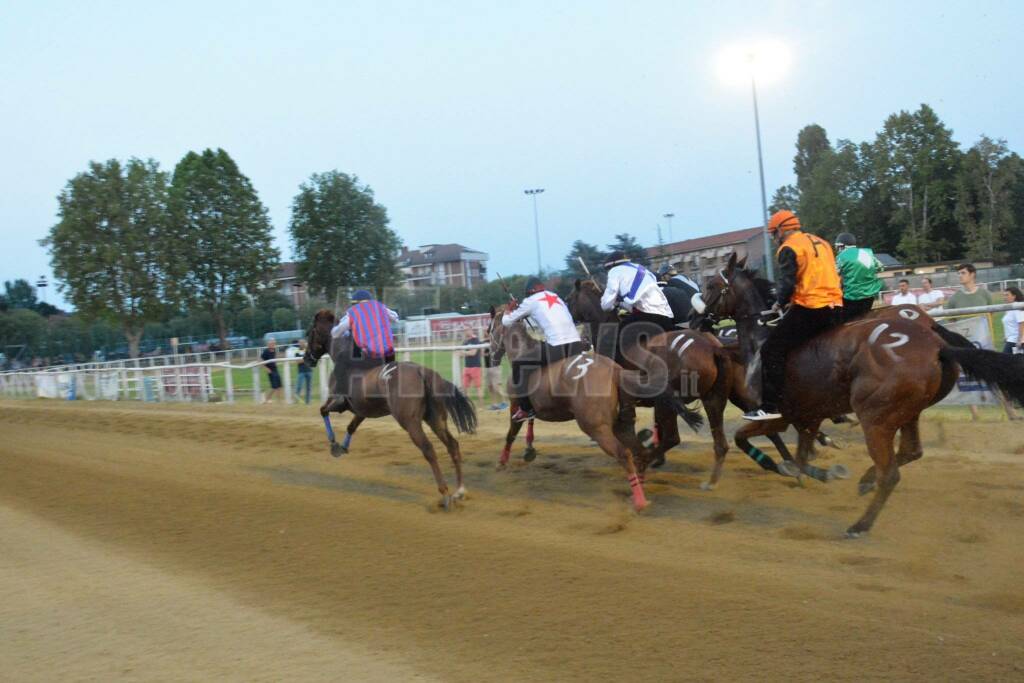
(500, 444), (511, 466)
(628, 473), (649, 509)
(526, 420), (535, 446)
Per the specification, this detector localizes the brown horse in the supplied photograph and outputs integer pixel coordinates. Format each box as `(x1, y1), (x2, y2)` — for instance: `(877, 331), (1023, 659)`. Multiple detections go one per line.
(567, 279), (814, 488)
(487, 304), (700, 510)
(703, 254), (1024, 536)
(304, 310), (477, 510)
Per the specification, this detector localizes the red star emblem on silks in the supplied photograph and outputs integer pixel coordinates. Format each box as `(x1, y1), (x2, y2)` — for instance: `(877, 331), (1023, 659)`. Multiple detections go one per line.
(539, 292), (562, 309)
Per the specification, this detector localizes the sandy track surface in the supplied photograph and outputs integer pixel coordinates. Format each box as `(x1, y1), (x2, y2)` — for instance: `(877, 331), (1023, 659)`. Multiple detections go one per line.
(1, 400), (1022, 681)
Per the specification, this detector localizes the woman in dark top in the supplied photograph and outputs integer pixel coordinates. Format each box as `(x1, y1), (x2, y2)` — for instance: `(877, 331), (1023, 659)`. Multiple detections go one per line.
(261, 339), (282, 404)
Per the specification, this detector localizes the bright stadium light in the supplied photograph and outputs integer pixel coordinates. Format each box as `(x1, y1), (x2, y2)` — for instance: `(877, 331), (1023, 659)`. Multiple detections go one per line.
(715, 40), (792, 280)
(716, 41), (791, 88)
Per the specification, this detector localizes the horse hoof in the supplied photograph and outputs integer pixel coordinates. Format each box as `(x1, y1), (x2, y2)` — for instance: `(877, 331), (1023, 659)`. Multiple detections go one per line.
(844, 530), (862, 539)
(858, 481), (876, 496)
(633, 500), (651, 512)
(454, 486), (467, 500)
(650, 454), (666, 469)
(828, 464), (850, 480)
(523, 447), (537, 463)
(777, 461), (800, 478)
(495, 462), (507, 471)
(330, 442), (347, 458)
(699, 481), (715, 492)
(440, 495), (454, 511)
(637, 428), (654, 448)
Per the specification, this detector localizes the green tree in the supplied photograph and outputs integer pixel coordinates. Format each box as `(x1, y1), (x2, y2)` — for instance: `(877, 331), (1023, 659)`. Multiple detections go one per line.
(956, 136), (1017, 261)
(42, 158), (172, 358)
(0, 308), (47, 358)
(769, 184), (799, 213)
(169, 148), (279, 349)
(562, 240), (606, 280)
(606, 233), (648, 265)
(3, 279), (38, 310)
(870, 104), (962, 263)
(289, 171), (402, 299)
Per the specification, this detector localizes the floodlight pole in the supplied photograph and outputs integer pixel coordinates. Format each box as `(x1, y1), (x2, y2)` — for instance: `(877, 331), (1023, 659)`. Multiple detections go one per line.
(663, 213), (674, 243)
(750, 73), (775, 281)
(524, 188), (545, 276)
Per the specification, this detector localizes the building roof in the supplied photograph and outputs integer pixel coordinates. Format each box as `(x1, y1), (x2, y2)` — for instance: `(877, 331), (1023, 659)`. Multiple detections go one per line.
(875, 253), (902, 268)
(272, 261), (298, 282)
(646, 227), (763, 258)
(399, 244), (487, 267)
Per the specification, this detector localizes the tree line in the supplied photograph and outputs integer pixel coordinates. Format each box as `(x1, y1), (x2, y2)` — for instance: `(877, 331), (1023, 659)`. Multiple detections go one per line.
(25, 149), (404, 359)
(770, 104), (1024, 264)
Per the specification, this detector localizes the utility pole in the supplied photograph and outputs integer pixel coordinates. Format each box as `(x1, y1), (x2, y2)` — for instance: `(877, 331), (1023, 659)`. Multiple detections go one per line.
(524, 188), (545, 275)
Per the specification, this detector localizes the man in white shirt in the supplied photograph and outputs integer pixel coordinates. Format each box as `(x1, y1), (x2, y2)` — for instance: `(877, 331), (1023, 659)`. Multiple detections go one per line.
(600, 252), (675, 365)
(916, 277), (945, 311)
(502, 277), (585, 422)
(890, 279), (918, 306)
(601, 252), (675, 325)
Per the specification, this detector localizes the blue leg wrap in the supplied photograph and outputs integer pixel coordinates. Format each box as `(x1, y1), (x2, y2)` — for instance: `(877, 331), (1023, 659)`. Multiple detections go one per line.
(323, 414), (336, 443)
(342, 432), (352, 450)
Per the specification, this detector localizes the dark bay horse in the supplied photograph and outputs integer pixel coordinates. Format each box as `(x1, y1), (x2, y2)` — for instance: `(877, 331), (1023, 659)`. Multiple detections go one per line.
(487, 304), (701, 510)
(703, 254), (1024, 536)
(304, 310), (477, 510)
(567, 278), (817, 488)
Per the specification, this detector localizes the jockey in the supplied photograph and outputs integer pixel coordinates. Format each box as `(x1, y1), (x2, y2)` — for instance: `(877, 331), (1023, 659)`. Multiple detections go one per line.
(657, 264), (708, 322)
(744, 210), (843, 421)
(601, 252), (675, 332)
(331, 289), (399, 364)
(834, 232), (883, 321)
(502, 276), (585, 422)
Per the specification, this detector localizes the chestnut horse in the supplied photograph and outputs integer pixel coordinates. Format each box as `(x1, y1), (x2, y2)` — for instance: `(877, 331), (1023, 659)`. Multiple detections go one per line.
(304, 310), (477, 510)
(703, 254), (1024, 536)
(487, 304), (701, 510)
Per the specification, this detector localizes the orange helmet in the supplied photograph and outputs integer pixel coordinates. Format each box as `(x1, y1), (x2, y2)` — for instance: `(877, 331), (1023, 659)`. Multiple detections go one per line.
(767, 210), (801, 236)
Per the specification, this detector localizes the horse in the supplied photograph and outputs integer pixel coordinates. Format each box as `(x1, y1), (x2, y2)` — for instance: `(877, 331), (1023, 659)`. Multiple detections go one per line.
(487, 304), (701, 510)
(304, 309), (477, 510)
(702, 253), (1024, 536)
(567, 278), (822, 488)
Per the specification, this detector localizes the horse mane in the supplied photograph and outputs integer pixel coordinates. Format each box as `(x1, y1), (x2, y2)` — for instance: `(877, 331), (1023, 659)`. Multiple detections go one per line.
(578, 279), (602, 295)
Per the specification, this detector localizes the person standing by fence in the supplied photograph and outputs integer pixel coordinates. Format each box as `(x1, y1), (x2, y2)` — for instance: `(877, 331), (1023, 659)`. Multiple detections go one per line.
(290, 339), (313, 404)
(891, 279), (917, 305)
(261, 339), (282, 404)
(1001, 288), (1024, 355)
(947, 263), (996, 309)
(459, 331), (484, 401)
(917, 277), (946, 311)
(483, 346), (508, 410)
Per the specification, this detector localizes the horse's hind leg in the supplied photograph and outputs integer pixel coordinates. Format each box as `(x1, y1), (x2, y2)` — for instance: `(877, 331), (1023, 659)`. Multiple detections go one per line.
(403, 418), (452, 509)
(428, 416), (465, 499)
(847, 421), (901, 537)
(589, 423), (648, 511)
(859, 417), (923, 495)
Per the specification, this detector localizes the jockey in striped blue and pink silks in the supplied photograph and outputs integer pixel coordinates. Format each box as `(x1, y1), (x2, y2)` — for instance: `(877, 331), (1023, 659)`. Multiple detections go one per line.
(330, 290), (399, 359)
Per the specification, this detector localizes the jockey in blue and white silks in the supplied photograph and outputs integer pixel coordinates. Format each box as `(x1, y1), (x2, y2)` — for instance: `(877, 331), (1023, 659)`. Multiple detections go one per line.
(600, 252), (675, 327)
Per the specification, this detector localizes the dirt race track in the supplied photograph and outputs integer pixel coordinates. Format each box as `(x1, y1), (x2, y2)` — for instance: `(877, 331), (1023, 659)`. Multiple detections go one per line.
(1, 400), (1023, 681)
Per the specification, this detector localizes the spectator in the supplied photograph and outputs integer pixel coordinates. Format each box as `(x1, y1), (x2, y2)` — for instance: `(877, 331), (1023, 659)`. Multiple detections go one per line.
(946, 263), (997, 310)
(459, 332), (484, 401)
(890, 279), (918, 305)
(916, 277), (946, 311)
(289, 339), (313, 404)
(483, 346), (508, 411)
(1002, 288), (1024, 355)
(261, 339), (282, 404)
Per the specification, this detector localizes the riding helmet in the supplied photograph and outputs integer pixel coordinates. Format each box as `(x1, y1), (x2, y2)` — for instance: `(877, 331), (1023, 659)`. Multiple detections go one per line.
(351, 289), (373, 302)
(834, 232), (857, 249)
(767, 210), (801, 236)
(603, 251), (629, 269)
(524, 276), (545, 297)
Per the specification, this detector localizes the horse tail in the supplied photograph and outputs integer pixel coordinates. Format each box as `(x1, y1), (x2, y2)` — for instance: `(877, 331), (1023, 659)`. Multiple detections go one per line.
(939, 345), (1024, 404)
(931, 322), (973, 348)
(420, 367), (478, 434)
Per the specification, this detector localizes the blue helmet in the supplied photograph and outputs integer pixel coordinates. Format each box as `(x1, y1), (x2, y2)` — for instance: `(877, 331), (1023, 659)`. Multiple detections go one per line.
(351, 289), (373, 303)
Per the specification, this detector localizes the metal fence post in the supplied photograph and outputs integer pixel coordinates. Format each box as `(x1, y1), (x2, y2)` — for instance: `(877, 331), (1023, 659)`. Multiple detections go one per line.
(225, 366), (234, 404)
(451, 350), (461, 389)
(319, 361), (329, 403)
(283, 359), (293, 405)
(253, 365), (262, 404)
